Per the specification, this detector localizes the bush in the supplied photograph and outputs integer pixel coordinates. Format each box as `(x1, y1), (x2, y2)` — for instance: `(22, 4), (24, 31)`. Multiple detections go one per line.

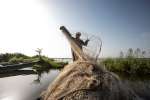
(9, 57), (24, 64)
(0, 53), (30, 62)
(102, 58), (150, 75)
(32, 57), (67, 74)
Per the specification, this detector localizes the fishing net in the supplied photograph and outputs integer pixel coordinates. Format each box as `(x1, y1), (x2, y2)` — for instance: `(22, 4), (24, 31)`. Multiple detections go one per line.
(40, 26), (142, 100)
(70, 32), (102, 62)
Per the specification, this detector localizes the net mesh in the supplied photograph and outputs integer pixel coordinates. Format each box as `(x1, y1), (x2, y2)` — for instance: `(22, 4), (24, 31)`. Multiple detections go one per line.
(64, 31), (102, 62)
(41, 26), (142, 100)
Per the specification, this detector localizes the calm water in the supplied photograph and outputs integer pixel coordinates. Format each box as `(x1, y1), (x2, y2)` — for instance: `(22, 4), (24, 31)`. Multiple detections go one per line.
(118, 74), (150, 100)
(0, 68), (150, 100)
(0, 69), (60, 100)
(123, 79), (150, 100)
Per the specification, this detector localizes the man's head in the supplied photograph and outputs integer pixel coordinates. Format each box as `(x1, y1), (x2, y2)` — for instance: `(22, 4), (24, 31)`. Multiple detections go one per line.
(75, 32), (81, 39)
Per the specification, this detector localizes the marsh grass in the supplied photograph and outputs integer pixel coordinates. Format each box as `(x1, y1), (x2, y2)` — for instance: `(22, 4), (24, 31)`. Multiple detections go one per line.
(0, 53), (67, 72)
(0, 53), (29, 63)
(32, 57), (68, 76)
(102, 58), (150, 75)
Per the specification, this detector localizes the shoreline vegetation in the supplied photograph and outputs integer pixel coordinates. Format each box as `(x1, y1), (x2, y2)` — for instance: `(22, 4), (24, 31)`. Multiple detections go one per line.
(102, 58), (150, 75)
(0, 53), (68, 75)
(102, 48), (150, 76)
(0, 48), (150, 76)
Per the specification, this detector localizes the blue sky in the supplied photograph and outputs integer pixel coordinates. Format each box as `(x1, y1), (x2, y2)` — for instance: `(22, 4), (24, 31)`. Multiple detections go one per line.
(48, 0), (150, 57)
(0, 0), (150, 57)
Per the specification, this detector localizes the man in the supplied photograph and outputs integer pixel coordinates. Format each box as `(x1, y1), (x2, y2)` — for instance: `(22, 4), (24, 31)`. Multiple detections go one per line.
(59, 26), (89, 61)
(72, 32), (89, 61)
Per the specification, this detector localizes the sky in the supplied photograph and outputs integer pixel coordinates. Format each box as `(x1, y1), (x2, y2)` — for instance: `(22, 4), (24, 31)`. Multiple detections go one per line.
(0, 0), (150, 58)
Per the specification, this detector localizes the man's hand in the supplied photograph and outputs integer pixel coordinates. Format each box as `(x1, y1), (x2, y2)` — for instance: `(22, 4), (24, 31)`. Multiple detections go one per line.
(86, 39), (90, 42)
(84, 39), (89, 46)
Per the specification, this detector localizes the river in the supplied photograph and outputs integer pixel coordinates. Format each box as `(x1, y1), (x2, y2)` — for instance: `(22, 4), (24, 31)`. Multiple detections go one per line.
(0, 69), (150, 100)
(0, 69), (59, 100)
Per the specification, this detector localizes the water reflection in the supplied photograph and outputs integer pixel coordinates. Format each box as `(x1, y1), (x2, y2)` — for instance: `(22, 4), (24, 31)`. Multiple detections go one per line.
(1, 96), (15, 100)
(0, 67), (150, 100)
(117, 72), (150, 81)
(0, 70), (36, 78)
(0, 69), (60, 100)
(116, 72), (150, 100)
(33, 68), (61, 84)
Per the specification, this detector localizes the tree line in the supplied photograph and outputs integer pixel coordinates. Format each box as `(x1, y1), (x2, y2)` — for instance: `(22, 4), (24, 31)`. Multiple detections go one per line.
(119, 48), (149, 58)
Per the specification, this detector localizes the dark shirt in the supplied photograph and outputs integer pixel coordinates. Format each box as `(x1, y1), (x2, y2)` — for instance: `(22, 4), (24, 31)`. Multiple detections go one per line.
(73, 38), (89, 49)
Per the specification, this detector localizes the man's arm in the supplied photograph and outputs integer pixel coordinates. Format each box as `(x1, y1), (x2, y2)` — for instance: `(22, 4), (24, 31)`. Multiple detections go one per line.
(85, 39), (89, 46)
(81, 39), (89, 46)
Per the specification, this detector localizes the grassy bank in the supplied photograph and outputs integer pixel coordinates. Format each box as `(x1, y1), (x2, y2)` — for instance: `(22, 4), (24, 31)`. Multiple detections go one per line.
(0, 53), (31, 63)
(102, 58), (150, 75)
(32, 56), (67, 73)
(0, 53), (67, 71)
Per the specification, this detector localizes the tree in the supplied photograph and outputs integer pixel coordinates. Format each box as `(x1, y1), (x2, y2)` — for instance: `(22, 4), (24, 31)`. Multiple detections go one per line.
(127, 48), (134, 58)
(142, 51), (146, 58)
(35, 48), (42, 59)
(134, 48), (141, 58)
(149, 50), (150, 58)
(119, 51), (124, 58)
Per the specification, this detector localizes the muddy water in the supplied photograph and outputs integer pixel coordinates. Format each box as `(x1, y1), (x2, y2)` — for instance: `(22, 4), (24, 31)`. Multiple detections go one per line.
(119, 74), (150, 100)
(0, 68), (149, 100)
(0, 69), (59, 100)
(123, 79), (150, 100)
